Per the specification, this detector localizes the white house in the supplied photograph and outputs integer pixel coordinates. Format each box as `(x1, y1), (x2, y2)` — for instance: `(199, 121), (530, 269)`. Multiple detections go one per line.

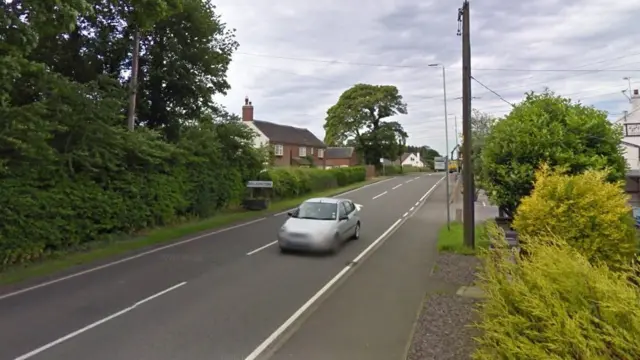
(615, 89), (640, 206)
(399, 152), (424, 167)
(615, 89), (640, 171)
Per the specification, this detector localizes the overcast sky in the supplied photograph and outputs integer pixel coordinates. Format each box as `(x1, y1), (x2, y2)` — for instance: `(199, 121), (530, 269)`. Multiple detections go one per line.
(212, 0), (640, 156)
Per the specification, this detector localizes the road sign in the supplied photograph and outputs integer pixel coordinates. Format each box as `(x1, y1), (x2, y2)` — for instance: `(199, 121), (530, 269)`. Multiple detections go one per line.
(380, 158), (384, 163)
(246, 180), (273, 188)
(434, 156), (446, 170)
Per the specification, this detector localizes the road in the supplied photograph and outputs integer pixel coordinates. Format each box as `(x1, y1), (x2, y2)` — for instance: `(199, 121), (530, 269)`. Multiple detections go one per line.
(0, 174), (445, 360)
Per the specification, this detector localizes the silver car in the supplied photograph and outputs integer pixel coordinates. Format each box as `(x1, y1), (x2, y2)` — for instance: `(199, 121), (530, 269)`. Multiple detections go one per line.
(278, 197), (362, 254)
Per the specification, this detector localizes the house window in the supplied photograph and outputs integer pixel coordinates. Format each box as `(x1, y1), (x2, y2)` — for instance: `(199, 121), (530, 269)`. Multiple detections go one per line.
(310, 147), (314, 155)
(299, 147), (307, 157)
(318, 149), (324, 158)
(274, 144), (284, 156)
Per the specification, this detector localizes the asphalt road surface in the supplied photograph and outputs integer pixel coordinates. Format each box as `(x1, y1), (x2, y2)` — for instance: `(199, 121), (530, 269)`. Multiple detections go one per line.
(0, 173), (445, 360)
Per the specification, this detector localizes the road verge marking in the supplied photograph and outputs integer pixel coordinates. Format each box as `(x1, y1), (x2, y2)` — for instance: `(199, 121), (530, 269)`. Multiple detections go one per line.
(14, 282), (187, 360)
(245, 177), (444, 360)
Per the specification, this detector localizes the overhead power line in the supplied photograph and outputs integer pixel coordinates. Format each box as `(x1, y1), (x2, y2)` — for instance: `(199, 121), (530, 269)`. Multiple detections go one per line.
(235, 51), (640, 72)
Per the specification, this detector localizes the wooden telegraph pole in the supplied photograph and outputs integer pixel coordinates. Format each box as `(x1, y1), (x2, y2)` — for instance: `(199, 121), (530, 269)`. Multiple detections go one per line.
(458, 0), (475, 248)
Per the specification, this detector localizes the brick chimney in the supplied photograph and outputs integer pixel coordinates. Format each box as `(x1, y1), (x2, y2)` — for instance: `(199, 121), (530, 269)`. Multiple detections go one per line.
(242, 96), (254, 121)
(633, 89), (640, 111)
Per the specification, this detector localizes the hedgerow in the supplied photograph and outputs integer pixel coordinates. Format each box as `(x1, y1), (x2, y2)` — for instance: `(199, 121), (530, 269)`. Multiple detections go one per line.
(259, 166), (366, 199)
(513, 165), (637, 271)
(473, 234), (640, 360)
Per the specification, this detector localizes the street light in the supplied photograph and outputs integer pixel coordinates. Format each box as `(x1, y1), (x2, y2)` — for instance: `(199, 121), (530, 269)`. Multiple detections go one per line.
(429, 63), (451, 228)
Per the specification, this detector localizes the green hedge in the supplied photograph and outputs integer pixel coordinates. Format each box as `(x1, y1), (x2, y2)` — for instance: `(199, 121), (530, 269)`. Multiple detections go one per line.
(474, 230), (640, 359)
(259, 166), (367, 199)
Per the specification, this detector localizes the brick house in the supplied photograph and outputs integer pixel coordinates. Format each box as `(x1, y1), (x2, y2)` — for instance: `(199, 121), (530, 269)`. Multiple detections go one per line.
(241, 97), (327, 167)
(324, 147), (360, 168)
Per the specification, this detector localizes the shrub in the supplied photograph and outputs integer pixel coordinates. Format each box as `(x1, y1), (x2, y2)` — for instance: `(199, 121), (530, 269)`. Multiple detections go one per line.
(377, 165), (402, 176)
(513, 165), (637, 271)
(474, 236), (640, 360)
(480, 90), (626, 217)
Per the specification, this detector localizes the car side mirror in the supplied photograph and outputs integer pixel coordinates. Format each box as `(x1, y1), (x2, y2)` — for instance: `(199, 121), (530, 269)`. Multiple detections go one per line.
(287, 211), (293, 217)
(339, 215), (348, 221)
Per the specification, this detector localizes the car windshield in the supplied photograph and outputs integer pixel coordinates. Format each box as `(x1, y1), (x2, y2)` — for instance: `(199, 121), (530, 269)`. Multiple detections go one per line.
(295, 202), (338, 220)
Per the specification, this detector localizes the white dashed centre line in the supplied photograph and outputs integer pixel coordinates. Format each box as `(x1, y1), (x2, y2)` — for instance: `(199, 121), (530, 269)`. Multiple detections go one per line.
(392, 184), (402, 190)
(246, 241), (278, 255)
(372, 191), (387, 200)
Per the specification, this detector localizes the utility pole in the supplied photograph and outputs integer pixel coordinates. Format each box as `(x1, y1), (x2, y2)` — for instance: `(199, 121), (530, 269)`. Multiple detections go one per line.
(127, 30), (140, 131)
(458, 0), (474, 248)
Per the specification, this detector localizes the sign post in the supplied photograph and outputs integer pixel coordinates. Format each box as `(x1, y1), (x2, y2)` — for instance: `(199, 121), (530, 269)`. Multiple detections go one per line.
(243, 181), (274, 210)
(380, 158), (385, 176)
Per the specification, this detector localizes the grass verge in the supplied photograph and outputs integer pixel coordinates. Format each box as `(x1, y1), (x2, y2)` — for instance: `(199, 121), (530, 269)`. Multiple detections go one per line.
(437, 221), (491, 255)
(0, 177), (386, 286)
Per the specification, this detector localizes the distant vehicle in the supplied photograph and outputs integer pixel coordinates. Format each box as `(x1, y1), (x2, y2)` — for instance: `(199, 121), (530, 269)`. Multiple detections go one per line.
(448, 160), (459, 173)
(278, 197), (362, 254)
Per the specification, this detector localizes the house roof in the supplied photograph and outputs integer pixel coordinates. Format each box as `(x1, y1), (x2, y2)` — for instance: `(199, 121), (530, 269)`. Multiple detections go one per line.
(400, 152), (413, 162)
(252, 120), (325, 148)
(326, 147), (355, 159)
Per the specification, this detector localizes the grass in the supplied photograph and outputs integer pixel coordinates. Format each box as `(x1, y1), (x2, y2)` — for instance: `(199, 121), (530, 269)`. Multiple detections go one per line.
(437, 221), (491, 255)
(0, 178), (385, 286)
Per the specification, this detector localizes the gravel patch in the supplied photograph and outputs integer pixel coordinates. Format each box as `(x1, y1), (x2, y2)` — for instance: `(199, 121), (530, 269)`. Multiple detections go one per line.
(407, 294), (480, 360)
(407, 253), (483, 360)
(431, 253), (481, 286)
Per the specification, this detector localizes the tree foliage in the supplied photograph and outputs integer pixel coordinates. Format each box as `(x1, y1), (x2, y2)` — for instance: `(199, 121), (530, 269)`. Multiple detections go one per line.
(471, 109), (497, 185)
(480, 90), (626, 217)
(0, 0), (270, 267)
(323, 84), (408, 165)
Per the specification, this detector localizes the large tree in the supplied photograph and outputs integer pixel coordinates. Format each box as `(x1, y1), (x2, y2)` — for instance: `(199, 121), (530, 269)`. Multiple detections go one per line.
(324, 84), (408, 165)
(481, 90), (626, 217)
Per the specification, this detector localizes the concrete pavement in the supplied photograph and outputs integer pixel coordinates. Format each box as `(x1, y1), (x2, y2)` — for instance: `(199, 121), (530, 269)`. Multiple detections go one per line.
(265, 177), (450, 360)
(0, 173), (446, 360)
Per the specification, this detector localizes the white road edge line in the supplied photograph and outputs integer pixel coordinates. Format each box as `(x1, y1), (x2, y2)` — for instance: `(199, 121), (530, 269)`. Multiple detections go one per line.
(272, 177), (393, 217)
(415, 201), (420, 206)
(405, 179), (413, 183)
(247, 241), (278, 255)
(372, 191), (387, 200)
(0, 218), (266, 302)
(392, 184), (402, 190)
(244, 218), (403, 360)
(409, 207), (414, 211)
(14, 282), (187, 360)
(403, 212), (409, 217)
(245, 178), (445, 360)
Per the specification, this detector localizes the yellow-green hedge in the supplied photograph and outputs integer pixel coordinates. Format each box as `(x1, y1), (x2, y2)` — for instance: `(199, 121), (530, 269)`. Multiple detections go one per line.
(513, 165), (637, 271)
(474, 233), (640, 359)
(259, 166), (366, 199)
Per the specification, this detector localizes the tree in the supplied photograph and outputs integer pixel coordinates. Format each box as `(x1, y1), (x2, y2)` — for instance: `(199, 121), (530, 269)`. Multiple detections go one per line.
(470, 109), (496, 186)
(480, 90), (626, 217)
(324, 84), (408, 165)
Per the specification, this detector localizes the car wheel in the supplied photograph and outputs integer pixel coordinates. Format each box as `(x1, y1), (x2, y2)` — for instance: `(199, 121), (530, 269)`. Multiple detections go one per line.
(279, 246), (291, 254)
(352, 222), (361, 240)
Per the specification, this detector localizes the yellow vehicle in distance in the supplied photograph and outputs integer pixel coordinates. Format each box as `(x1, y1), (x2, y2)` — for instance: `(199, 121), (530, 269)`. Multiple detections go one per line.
(448, 159), (459, 173)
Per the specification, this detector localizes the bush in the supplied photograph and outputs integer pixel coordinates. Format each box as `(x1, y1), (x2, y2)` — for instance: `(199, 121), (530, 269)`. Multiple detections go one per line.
(377, 165), (402, 176)
(480, 90), (626, 217)
(260, 166), (366, 199)
(513, 165), (637, 271)
(474, 236), (640, 360)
